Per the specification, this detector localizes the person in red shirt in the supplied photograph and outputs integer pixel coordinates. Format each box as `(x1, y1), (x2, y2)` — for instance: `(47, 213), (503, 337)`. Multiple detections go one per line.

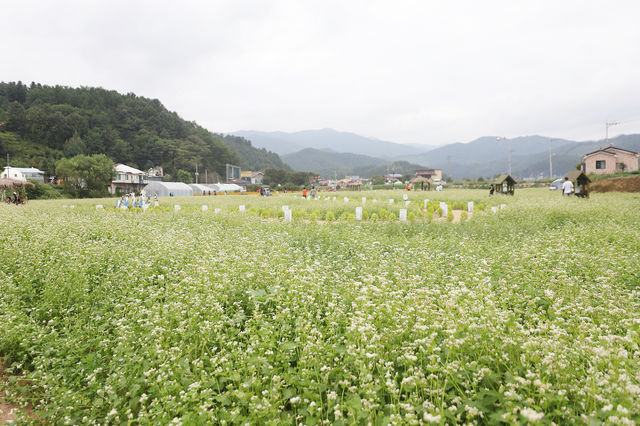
(302, 187), (307, 198)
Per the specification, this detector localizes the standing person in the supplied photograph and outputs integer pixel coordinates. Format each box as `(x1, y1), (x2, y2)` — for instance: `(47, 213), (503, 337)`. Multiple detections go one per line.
(489, 184), (495, 195)
(562, 177), (574, 196)
(302, 187), (307, 199)
(310, 186), (316, 199)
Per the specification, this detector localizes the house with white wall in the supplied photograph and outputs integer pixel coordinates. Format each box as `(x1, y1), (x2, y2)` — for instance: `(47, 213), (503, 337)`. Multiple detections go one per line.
(1, 166), (45, 183)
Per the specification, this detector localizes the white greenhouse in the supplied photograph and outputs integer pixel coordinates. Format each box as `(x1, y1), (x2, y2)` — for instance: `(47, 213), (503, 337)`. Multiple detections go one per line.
(142, 182), (193, 197)
(189, 184), (215, 195)
(206, 183), (245, 193)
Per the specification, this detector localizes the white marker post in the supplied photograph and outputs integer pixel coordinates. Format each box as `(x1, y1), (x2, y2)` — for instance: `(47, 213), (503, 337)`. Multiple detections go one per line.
(424, 199), (429, 209)
(399, 209), (408, 222)
(214, 208), (221, 214)
(96, 205), (103, 209)
(282, 205), (289, 212)
(403, 194), (408, 201)
(355, 207), (363, 221)
(284, 208), (292, 222)
(389, 199), (394, 204)
(202, 205), (208, 211)
(492, 206), (499, 213)
(468, 201), (474, 213)
(174, 205), (181, 212)
(344, 197), (349, 203)
(239, 205), (245, 213)
(362, 197), (366, 204)
(440, 202), (448, 217)
(500, 204), (506, 210)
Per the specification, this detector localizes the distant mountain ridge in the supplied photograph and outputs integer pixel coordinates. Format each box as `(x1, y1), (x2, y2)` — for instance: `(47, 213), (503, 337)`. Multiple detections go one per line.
(236, 128), (640, 179)
(232, 128), (436, 158)
(398, 134), (640, 179)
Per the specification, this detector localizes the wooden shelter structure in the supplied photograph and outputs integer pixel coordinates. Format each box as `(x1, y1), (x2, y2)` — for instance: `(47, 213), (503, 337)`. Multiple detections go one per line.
(567, 170), (591, 198)
(410, 175), (431, 191)
(493, 174), (516, 195)
(0, 178), (34, 204)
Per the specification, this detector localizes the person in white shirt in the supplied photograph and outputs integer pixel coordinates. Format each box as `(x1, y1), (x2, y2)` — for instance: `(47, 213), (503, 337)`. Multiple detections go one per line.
(561, 177), (574, 196)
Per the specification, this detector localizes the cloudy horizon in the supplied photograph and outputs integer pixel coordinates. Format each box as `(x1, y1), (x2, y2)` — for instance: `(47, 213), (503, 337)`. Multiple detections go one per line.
(2, 0), (640, 146)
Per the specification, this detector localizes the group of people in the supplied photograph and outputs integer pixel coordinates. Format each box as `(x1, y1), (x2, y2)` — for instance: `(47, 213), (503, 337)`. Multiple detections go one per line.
(258, 187), (272, 196)
(302, 186), (317, 199)
(561, 176), (585, 197)
(4, 191), (25, 204)
(117, 192), (159, 209)
(488, 184), (510, 195)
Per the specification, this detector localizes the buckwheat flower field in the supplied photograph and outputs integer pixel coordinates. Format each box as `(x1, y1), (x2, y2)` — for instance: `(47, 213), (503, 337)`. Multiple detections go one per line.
(1, 189), (639, 424)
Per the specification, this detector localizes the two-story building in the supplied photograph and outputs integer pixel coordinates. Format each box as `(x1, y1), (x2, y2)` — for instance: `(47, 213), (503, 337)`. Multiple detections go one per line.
(1, 166), (45, 183)
(109, 164), (150, 194)
(582, 146), (639, 175)
(240, 171), (264, 185)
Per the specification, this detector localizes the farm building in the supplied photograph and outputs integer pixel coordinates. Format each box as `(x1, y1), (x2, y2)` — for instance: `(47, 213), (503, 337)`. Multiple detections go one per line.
(1, 166), (45, 183)
(567, 170), (591, 198)
(494, 174), (516, 195)
(582, 146), (639, 175)
(142, 182), (193, 197)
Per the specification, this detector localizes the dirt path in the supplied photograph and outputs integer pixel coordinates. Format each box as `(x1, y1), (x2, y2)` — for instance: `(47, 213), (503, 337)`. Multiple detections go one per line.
(0, 360), (34, 424)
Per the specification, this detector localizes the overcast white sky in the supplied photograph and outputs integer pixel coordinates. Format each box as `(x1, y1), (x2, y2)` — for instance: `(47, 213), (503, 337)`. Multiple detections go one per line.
(2, 0), (640, 145)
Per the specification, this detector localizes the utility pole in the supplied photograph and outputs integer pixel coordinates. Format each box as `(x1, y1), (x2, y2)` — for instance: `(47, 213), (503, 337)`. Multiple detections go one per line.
(195, 163), (199, 184)
(548, 139), (560, 179)
(497, 137), (511, 175)
(205, 169), (208, 184)
(606, 120), (619, 146)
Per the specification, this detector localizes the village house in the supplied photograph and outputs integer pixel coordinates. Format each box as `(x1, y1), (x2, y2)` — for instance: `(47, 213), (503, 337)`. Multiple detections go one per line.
(240, 171), (264, 185)
(109, 164), (164, 194)
(582, 146), (639, 175)
(1, 166), (45, 183)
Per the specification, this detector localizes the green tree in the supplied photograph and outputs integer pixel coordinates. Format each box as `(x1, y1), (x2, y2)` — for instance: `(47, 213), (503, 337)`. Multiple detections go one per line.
(263, 168), (288, 186)
(173, 169), (193, 184)
(5, 101), (26, 133)
(370, 174), (385, 185)
(56, 154), (114, 197)
(63, 131), (86, 157)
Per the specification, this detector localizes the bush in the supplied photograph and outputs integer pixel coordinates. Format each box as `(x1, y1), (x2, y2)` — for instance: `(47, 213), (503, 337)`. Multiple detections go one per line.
(325, 211), (335, 221)
(461, 211), (468, 221)
(25, 181), (65, 200)
(447, 210), (454, 222)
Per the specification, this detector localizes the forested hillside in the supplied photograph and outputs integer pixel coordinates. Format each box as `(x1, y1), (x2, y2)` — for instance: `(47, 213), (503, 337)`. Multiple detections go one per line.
(0, 81), (285, 179)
